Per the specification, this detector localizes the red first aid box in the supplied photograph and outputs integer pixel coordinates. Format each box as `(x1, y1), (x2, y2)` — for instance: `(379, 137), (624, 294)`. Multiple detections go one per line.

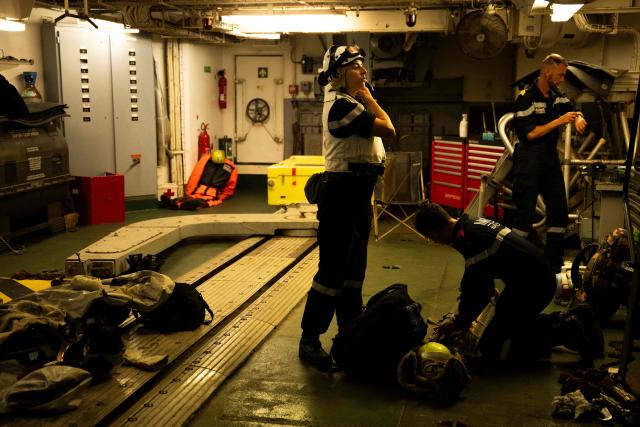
(71, 174), (125, 225)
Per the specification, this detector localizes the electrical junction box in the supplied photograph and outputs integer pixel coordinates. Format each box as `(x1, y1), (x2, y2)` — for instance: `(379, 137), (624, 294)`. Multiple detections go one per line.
(267, 156), (325, 205)
(515, 10), (541, 38)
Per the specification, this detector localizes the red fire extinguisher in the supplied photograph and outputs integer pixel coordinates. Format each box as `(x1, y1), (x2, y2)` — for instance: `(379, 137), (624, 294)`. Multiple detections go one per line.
(218, 69), (227, 109)
(198, 122), (210, 159)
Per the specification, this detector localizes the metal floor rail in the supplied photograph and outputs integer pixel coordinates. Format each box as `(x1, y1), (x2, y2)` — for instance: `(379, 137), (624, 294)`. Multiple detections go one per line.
(6, 236), (317, 427)
(114, 248), (319, 426)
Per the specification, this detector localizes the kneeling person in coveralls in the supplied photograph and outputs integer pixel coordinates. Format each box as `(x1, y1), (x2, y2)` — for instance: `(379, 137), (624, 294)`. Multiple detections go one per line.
(299, 45), (396, 371)
(415, 203), (603, 363)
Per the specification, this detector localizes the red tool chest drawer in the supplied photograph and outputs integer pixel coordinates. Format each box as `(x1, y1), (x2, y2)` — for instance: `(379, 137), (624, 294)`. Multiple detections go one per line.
(465, 142), (504, 217)
(430, 138), (465, 209)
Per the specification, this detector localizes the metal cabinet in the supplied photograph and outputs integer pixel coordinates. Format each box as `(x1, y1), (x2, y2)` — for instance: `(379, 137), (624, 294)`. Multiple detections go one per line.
(42, 24), (156, 198)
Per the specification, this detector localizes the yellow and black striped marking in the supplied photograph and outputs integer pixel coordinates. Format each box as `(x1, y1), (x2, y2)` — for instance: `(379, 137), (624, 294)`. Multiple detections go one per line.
(0, 278), (52, 303)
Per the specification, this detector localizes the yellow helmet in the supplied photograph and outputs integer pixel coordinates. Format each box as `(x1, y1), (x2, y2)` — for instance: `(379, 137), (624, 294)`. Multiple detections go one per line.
(416, 341), (453, 379)
(211, 149), (226, 164)
(418, 341), (451, 360)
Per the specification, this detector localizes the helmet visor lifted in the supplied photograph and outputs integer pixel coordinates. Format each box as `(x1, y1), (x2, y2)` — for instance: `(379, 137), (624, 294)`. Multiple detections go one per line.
(318, 45), (365, 86)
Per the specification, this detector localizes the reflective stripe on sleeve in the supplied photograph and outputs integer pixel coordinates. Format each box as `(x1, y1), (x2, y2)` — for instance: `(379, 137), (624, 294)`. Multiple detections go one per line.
(328, 103), (365, 130)
(516, 105), (535, 118)
(553, 97), (571, 106)
(465, 227), (512, 267)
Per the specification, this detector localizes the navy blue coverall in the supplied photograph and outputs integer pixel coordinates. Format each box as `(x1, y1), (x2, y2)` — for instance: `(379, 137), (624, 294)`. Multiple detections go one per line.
(300, 88), (383, 339)
(513, 80), (579, 272)
(450, 214), (557, 359)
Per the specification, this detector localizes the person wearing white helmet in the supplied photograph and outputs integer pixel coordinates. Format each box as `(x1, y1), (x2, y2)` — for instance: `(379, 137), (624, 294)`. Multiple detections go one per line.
(299, 44), (395, 371)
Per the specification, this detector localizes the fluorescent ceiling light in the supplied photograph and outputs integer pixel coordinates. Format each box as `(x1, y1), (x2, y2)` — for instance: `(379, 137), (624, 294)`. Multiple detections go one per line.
(221, 13), (347, 34)
(229, 30), (281, 40)
(0, 18), (26, 32)
(530, 0), (550, 14)
(550, 3), (584, 22)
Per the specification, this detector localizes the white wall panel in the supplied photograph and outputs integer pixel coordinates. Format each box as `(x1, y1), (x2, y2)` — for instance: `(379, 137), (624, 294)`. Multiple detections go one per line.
(110, 34), (157, 197)
(180, 43), (223, 171)
(56, 27), (116, 177)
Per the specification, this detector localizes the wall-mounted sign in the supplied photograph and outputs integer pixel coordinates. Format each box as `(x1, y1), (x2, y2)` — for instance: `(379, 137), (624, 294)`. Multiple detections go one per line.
(258, 67), (268, 78)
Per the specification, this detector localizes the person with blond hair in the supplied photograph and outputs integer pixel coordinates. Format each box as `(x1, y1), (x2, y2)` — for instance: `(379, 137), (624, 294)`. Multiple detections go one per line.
(298, 45), (395, 371)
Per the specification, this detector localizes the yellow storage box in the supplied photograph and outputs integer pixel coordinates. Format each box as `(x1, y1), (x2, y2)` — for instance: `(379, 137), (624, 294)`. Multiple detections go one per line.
(267, 156), (325, 205)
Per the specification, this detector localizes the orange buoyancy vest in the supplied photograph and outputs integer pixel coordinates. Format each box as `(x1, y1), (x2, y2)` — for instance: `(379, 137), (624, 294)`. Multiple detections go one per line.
(182, 155), (238, 207)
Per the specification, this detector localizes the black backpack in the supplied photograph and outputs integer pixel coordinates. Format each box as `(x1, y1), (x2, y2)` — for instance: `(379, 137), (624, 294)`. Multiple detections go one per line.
(331, 283), (427, 381)
(137, 283), (214, 332)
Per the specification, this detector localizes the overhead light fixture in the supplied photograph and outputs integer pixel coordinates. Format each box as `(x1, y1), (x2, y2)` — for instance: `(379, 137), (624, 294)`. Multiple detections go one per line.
(529, 0), (585, 23)
(404, 4), (417, 28)
(530, 0), (551, 14)
(220, 12), (347, 34)
(0, 18), (26, 32)
(229, 30), (281, 40)
(550, 3), (584, 22)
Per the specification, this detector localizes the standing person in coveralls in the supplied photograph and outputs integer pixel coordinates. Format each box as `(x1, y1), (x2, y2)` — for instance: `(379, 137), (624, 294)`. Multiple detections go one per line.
(299, 45), (396, 371)
(414, 203), (603, 364)
(513, 53), (587, 272)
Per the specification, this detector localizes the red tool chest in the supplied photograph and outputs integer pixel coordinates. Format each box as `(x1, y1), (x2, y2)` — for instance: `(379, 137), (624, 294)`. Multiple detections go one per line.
(430, 138), (505, 215)
(430, 138), (466, 209)
(465, 142), (505, 217)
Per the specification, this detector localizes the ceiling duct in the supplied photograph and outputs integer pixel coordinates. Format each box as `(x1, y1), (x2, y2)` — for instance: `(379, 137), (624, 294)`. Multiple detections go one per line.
(0, 0), (34, 19)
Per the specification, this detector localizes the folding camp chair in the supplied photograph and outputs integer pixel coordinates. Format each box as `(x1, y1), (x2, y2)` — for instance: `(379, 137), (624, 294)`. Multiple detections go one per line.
(372, 152), (428, 241)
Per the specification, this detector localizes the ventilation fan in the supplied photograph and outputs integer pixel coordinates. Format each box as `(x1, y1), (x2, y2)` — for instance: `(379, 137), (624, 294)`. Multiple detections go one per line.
(371, 34), (404, 59)
(455, 10), (508, 60)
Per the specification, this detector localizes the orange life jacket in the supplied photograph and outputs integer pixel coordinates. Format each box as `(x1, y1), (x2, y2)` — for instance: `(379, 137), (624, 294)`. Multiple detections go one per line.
(178, 155), (238, 208)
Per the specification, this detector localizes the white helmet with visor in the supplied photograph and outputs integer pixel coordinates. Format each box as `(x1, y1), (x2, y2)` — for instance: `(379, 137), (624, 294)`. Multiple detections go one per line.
(318, 45), (365, 86)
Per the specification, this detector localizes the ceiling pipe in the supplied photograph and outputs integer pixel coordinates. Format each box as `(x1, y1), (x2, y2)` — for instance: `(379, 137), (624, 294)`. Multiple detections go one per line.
(573, 13), (639, 72)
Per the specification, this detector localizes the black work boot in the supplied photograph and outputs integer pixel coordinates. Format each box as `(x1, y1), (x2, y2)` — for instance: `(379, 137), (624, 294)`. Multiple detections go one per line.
(552, 315), (594, 361)
(299, 338), (333, 372)
(567, 304), (605, 358)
